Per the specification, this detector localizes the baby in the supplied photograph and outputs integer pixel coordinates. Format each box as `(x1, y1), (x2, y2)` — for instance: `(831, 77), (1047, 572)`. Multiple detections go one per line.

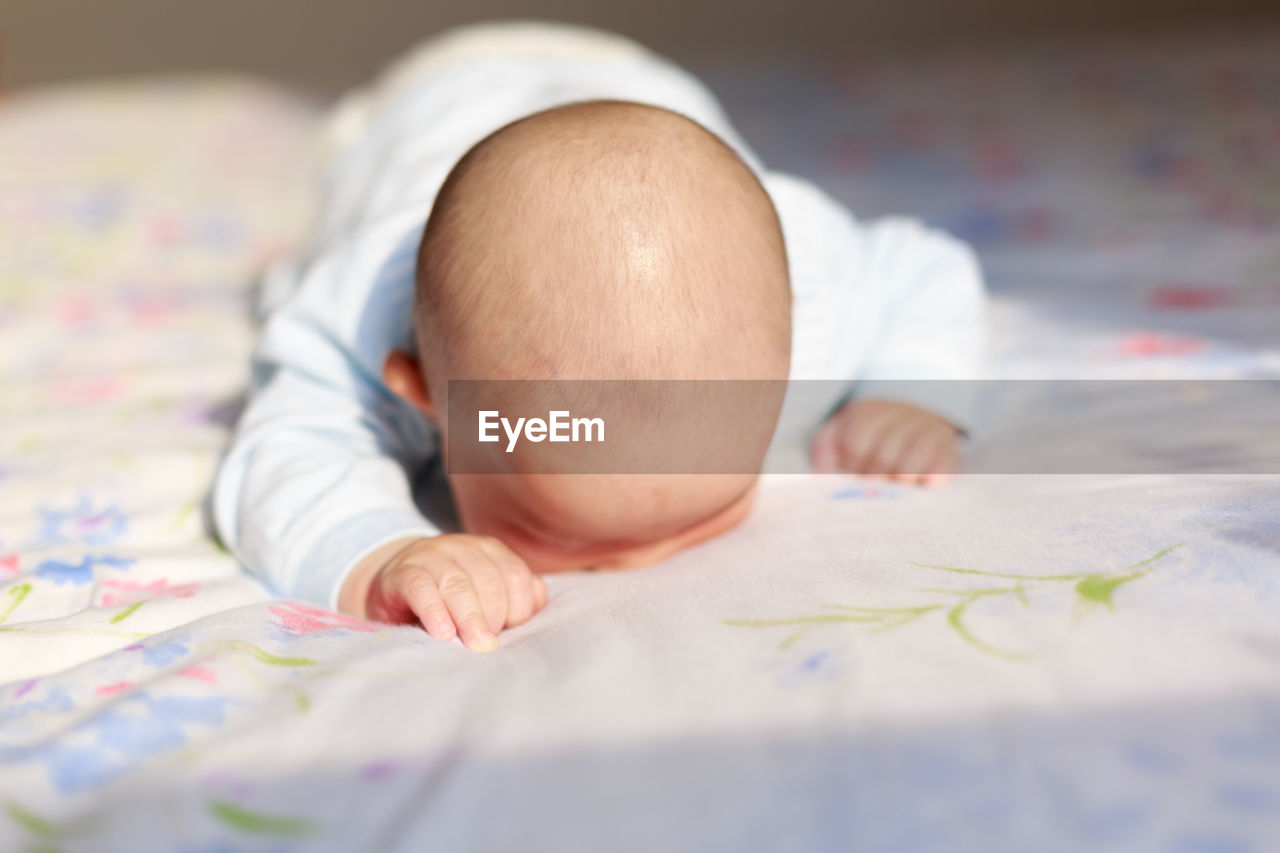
(214, 22), (984, 650)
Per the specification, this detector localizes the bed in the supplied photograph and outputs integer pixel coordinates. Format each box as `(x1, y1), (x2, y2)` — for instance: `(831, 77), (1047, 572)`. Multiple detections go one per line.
(2, 35), (1279, 851)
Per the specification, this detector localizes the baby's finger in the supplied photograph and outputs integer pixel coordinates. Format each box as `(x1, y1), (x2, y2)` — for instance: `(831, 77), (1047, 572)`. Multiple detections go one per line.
(477, 537), (536, 628)
(432, 563), (499, 651)
(451, 546), (509, 636)
(890, 427), (940, 484)
(532, 575), (549, 612)
(861, 414), (916, 477)
(364, 572), (414, 625)
(809, 417), (842, 473)
(834, 409), (894, 473)
(921, 443), (959, 487)
(399, 572), (457, 642)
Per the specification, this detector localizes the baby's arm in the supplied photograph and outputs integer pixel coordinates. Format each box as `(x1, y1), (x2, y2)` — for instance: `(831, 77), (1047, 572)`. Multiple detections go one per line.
(770, 173), (985, 482)
(212, 224), (437, 605)
(214, 219), (544, 647)
(823, 216), (984, 483)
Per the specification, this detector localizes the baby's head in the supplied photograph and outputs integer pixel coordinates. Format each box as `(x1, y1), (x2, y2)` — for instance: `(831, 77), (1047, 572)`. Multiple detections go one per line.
(386, 100), (791, 573)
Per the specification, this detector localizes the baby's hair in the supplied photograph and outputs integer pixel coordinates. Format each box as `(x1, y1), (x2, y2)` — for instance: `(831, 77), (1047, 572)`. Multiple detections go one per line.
(414, 99), (791, 384)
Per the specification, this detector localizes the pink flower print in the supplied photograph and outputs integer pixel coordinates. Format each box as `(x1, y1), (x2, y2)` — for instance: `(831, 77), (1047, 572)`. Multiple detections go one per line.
(99, 578), (201, 607)
(177, 666), (218, 685)
(270, 601), (377, 636)
(128, 293), (179, 328)
(0, 555), (18, 578)
(49, 377), (124, 406)
(95, 681), (136, 696)
(1112, 332), (1205, 359)
(148, 215), (183, 247)
(58, 295), (98, 329)
(1148, 285), (1233, 311)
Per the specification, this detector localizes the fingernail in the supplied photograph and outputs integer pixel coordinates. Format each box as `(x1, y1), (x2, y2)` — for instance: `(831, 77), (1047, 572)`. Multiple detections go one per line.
(472, 633), (500, 652)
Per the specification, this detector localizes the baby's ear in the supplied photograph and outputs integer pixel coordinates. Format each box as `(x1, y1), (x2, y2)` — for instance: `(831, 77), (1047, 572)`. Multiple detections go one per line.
(384, 350), (436, 420)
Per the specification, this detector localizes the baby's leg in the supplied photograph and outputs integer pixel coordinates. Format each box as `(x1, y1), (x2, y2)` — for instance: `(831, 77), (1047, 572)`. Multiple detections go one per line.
(323, 22), (653, 160)
(313, 20), (762, 247)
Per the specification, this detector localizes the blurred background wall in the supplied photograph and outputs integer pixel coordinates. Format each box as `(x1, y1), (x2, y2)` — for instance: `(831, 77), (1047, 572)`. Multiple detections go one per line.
(3, 0), (1279, 90)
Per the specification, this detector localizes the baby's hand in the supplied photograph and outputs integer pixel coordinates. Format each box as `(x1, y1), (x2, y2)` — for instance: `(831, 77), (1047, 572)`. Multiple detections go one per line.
(341, 534), (548, 651)
(810, 398), (959, 486)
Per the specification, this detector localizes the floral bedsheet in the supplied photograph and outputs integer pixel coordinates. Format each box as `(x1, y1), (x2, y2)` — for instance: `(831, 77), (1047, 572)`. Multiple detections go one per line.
(2, 38), (1279, 852)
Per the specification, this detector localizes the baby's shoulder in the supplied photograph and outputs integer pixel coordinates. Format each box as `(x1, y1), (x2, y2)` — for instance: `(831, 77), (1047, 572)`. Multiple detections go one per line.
(759, 171), (865, 292)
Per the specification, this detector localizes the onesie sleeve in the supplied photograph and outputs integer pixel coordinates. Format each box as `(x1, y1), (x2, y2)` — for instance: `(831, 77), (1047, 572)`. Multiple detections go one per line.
(845, 216), (986, 431)
(768, 172), (986, 432)
(211, 213), (440, 609)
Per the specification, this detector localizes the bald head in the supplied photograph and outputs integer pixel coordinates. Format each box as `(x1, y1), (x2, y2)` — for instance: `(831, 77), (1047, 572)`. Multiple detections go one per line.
(414, 99), (791, 383)
(403, 101), (790, 563)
